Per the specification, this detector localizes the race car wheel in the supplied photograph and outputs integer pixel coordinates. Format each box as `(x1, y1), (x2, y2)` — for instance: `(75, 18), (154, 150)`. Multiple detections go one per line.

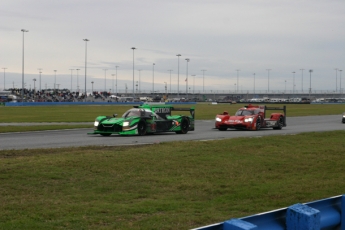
(176, 118), (189, 134)
(137, 120), (147, 136)
(219, 127), (227, 131)
(255, 117), (261, 131)
(100, 133), (111, 136)
(273, 116), (284, 130)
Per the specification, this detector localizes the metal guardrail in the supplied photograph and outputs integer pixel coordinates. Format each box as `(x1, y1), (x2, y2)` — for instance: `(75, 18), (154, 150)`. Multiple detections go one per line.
(192, 195), (345, 230)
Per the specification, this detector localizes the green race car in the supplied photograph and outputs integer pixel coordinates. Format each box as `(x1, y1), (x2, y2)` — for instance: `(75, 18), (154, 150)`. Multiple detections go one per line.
(88, 104), (195, 136)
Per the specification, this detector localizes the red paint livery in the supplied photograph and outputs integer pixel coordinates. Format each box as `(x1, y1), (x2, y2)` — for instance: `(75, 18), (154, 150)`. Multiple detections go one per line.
(215, 104), (286, 131)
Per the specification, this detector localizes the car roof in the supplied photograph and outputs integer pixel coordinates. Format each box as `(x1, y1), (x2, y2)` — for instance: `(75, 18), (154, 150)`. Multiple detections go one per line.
(239, 107), (258, 110)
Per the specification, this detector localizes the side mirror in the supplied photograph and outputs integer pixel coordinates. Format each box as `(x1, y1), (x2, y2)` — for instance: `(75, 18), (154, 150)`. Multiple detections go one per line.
(113, 114), (117, 117)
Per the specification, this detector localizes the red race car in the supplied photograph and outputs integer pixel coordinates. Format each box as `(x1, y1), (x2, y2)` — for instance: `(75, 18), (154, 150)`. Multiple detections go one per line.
(215, 104), (286, 131)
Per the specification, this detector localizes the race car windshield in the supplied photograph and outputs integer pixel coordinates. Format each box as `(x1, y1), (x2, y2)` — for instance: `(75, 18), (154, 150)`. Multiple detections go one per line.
(235, 110), (254, 116)
(122, 109), (141, 118)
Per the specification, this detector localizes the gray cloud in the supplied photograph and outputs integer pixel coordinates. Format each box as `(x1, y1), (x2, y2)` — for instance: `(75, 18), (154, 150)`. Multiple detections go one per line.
(1, 0), (344, 93)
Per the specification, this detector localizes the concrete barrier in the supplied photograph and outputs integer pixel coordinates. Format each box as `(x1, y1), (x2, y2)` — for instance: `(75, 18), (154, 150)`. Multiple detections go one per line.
(192, 195), (345, 230)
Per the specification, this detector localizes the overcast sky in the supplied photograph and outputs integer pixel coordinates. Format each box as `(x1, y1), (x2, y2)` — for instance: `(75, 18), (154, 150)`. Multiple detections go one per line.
(1, 0), (344, 94)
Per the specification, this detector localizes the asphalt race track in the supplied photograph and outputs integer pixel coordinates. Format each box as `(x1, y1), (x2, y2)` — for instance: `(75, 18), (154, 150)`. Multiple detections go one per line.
(0, 115), (344, 150)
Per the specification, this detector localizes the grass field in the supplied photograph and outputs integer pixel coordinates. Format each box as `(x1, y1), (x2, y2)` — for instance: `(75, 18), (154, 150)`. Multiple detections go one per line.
(1, 103), (345, 229)
(1, 131), (345, 229)
(1, 103), (344, 133)
(1, 103), (344, 122)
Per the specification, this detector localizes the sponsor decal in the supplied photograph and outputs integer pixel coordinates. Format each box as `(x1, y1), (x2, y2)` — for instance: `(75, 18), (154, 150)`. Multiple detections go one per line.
(154, 108), (171, 113)
(266, 121), (277, 126)
(151, 123), (156, 131)
(173, 120), (179, 126)
(229, 120), (243, 123)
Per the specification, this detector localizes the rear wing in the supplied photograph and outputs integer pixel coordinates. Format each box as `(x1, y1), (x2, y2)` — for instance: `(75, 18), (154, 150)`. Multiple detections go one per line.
(136, 104), (195, 119)
(172, 107), (195, 119)
(264, 105), (287, 126)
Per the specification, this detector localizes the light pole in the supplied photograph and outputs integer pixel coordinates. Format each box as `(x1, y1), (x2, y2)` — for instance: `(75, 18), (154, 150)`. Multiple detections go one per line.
(236, 69), (240, 92)
(292, 71), (295, 94)
(2, 68), (7, 90)
(83, 39), (89, 101)
(335, 68), (338, 93)
(138, 69), (142, 93)
(111, 74), (115, 93)
(54, 70), (57, 91)
(177, 54), (181, 97)
(309, 69), (313, 100)
(91, 81), (94, 95)
(69, 69), (74, 92)
(300, 69), (304, 92)
(185, 58), (190, 98)
(131, 47), (136, 98)
(191, 75), (196, 94)
(201, 70), (206, 93)
(76, 69), (80, 92)
(103, 69), (107, 92)
(115, 66), (119, 95)
(21, 29), (29, 100)
(168, 70), (173, 94)
(253, 73), (255, 94)
(33, 78), (36, 96)
(266, 69), (271, 92)
(38, 68), (42, 92)
(164, 82), (167, 95)
(285, 80), (287, 93)
(340, 70), (343, 94)
(152, 63), (155, 93)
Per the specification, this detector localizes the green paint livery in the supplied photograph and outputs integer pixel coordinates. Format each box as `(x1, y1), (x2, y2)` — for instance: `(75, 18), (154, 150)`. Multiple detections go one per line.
(88, 104), (195, 136)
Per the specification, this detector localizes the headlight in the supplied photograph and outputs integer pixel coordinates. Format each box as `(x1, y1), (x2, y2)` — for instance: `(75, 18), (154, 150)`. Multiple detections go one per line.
(244, 117), (253, 122)
(123, 121), (130, 126)
(215, 117), (222, 122)
(343, 115), (345, 118)
(94, 121), (99, 126)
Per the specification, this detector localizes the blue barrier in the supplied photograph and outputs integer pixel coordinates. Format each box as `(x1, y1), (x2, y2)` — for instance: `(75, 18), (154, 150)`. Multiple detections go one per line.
(192, 195), (344, 230)
(4, 102), (142, 106)
(4, 102), (196, 106)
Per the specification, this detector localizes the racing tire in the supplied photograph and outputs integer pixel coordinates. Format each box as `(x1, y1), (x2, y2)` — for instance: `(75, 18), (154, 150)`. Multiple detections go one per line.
(273, 116), (284, 130)
(100, 133), (111, 136)
(176, 118), (189, 134)
(137, 120), (147, 136)
(218, 127), (227, 131)
(255, 117), (261, 131)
